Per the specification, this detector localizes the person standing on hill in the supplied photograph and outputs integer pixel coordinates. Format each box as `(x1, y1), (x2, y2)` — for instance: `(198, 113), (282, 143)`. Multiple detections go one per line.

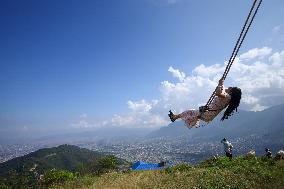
(265, 148), (272, 158)
(221, 138), (233, 160)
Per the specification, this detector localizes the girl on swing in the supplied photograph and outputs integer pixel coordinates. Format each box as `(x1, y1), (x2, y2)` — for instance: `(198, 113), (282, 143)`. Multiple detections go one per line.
(168, 78), (242, 129)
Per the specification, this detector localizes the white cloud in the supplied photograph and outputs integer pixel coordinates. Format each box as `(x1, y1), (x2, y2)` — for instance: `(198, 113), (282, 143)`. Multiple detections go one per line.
(71, 114), (93, 128)
(111, 114), (135, 126)
(193, 64), (224, 78)
(168, 66), (186, 82)
(96, 47), (284, 128)
(239, 47), (272, 61)
(269, 51), (284, 66)
(108, 100), (166, 128)
(127, 99), (157, 112)
(71, 120), (91, 128)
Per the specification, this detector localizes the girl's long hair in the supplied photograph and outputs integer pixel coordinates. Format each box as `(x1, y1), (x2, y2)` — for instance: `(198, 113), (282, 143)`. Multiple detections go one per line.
(221, 87), (242, 121)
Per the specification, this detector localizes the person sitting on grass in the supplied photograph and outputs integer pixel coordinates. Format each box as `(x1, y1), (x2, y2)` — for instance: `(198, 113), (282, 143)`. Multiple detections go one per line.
(168, 78), (242, 129)
(221, 138), (233, 160)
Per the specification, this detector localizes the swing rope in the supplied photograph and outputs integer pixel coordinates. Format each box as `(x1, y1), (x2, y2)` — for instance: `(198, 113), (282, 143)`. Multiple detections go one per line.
(204, 0), (262, 109)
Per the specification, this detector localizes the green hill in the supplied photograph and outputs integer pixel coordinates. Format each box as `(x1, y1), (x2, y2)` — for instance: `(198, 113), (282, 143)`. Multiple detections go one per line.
(0, 145), (106, 174)
(49, 157), (284, 189)
(0, 144), (128, 188)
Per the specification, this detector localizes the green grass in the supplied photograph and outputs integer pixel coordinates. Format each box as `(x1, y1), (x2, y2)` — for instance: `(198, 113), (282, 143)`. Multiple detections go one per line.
(50, 157), (284, 189)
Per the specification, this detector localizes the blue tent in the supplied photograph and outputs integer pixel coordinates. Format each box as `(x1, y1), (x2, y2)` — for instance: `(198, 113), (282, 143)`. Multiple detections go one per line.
(131, 161), (166, 170)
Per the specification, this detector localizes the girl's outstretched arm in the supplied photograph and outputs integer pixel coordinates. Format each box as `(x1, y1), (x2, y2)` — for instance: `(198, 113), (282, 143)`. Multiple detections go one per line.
(215, 78), (227, 98)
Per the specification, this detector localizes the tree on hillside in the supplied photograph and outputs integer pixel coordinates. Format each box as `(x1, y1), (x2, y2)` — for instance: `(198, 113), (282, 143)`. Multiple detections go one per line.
(89, 155), (118, 176)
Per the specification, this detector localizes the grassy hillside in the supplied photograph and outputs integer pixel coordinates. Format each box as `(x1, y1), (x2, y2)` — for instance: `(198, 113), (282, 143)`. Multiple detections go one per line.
(50, 156), (284, 189)
(0, 144), (128, 188)
(0, 144), (106, 174)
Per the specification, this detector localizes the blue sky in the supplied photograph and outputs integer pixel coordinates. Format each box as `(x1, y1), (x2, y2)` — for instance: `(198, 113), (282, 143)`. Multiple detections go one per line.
(1, 0), (284, 135)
